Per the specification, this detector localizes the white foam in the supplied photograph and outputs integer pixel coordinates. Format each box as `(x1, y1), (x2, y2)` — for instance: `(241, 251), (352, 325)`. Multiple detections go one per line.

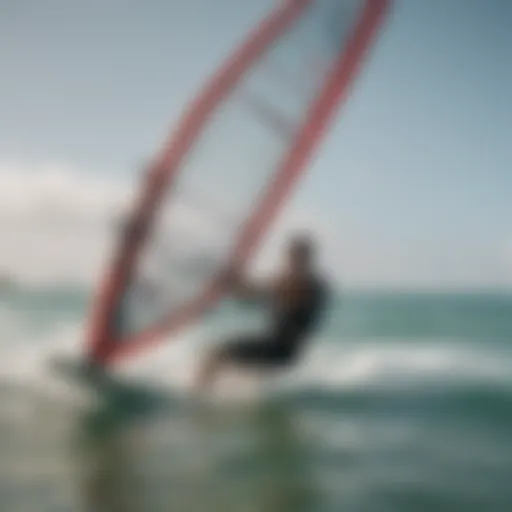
(287, 339), (512, 392)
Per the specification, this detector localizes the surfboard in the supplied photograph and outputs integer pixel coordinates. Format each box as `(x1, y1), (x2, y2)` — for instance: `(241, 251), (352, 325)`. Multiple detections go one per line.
(78, 0), (391, 369)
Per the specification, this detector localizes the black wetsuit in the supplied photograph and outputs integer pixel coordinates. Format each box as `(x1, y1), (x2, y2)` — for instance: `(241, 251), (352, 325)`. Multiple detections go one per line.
(221, 275), (329, 368)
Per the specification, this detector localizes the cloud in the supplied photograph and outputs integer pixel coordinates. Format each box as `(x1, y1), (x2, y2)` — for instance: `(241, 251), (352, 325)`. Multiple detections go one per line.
(0, 161), (132, 286)
(0, 160), (334, 287)
(0, 159), (509, 291)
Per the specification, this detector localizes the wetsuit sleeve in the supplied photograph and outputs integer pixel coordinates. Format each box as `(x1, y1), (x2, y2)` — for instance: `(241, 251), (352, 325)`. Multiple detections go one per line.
(232, 278), (274, 304)
(223, 270), (277, 305)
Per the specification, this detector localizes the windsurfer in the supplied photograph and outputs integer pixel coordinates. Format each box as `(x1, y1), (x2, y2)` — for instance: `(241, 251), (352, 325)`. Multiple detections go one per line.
(194, 233), (330, 390)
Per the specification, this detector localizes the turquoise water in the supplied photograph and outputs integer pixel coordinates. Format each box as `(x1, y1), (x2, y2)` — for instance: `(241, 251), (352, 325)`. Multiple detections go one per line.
(1, 287), (511, 511)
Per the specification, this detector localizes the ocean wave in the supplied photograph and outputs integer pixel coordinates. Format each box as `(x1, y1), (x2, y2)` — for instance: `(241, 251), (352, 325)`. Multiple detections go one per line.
(0, 301), (510, 407)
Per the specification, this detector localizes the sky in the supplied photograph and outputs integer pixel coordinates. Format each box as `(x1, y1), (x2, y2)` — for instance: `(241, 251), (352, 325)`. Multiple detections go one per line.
(0, 0), (511, 290)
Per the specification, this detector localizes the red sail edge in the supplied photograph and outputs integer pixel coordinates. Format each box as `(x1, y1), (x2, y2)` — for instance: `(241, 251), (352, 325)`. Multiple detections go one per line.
(87, 0), (391, 366)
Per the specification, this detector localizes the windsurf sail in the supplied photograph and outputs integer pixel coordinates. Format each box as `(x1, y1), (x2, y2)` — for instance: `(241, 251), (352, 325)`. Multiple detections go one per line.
(88, 0), (391, 366)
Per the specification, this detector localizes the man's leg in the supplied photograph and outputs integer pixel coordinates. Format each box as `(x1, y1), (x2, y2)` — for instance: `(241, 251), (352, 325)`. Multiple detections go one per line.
(193, 335), (292, 392)
(193, 346), (226, 392)
(193, 335), (265, 392)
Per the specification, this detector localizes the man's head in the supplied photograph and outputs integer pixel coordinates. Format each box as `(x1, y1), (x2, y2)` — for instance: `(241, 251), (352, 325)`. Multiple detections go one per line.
(287, 233), (316, 272)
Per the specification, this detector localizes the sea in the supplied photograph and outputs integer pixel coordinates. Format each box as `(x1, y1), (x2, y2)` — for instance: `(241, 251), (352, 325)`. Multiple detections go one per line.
(0, 286), (511, 512)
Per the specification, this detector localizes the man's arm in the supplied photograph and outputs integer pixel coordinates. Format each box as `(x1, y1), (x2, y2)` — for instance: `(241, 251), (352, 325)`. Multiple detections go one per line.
(222, 268), (275, 303)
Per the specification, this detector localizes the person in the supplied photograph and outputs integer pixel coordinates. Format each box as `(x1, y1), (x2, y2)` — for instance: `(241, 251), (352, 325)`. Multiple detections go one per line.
(194, 233), (330, 391)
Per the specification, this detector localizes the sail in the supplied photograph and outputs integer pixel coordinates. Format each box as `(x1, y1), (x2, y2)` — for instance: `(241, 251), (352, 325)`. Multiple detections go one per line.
(88, 0), (390, 365)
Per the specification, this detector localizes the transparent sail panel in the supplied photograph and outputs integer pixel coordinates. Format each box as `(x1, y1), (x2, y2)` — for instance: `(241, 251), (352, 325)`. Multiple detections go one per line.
(115, 0), (365, 340)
